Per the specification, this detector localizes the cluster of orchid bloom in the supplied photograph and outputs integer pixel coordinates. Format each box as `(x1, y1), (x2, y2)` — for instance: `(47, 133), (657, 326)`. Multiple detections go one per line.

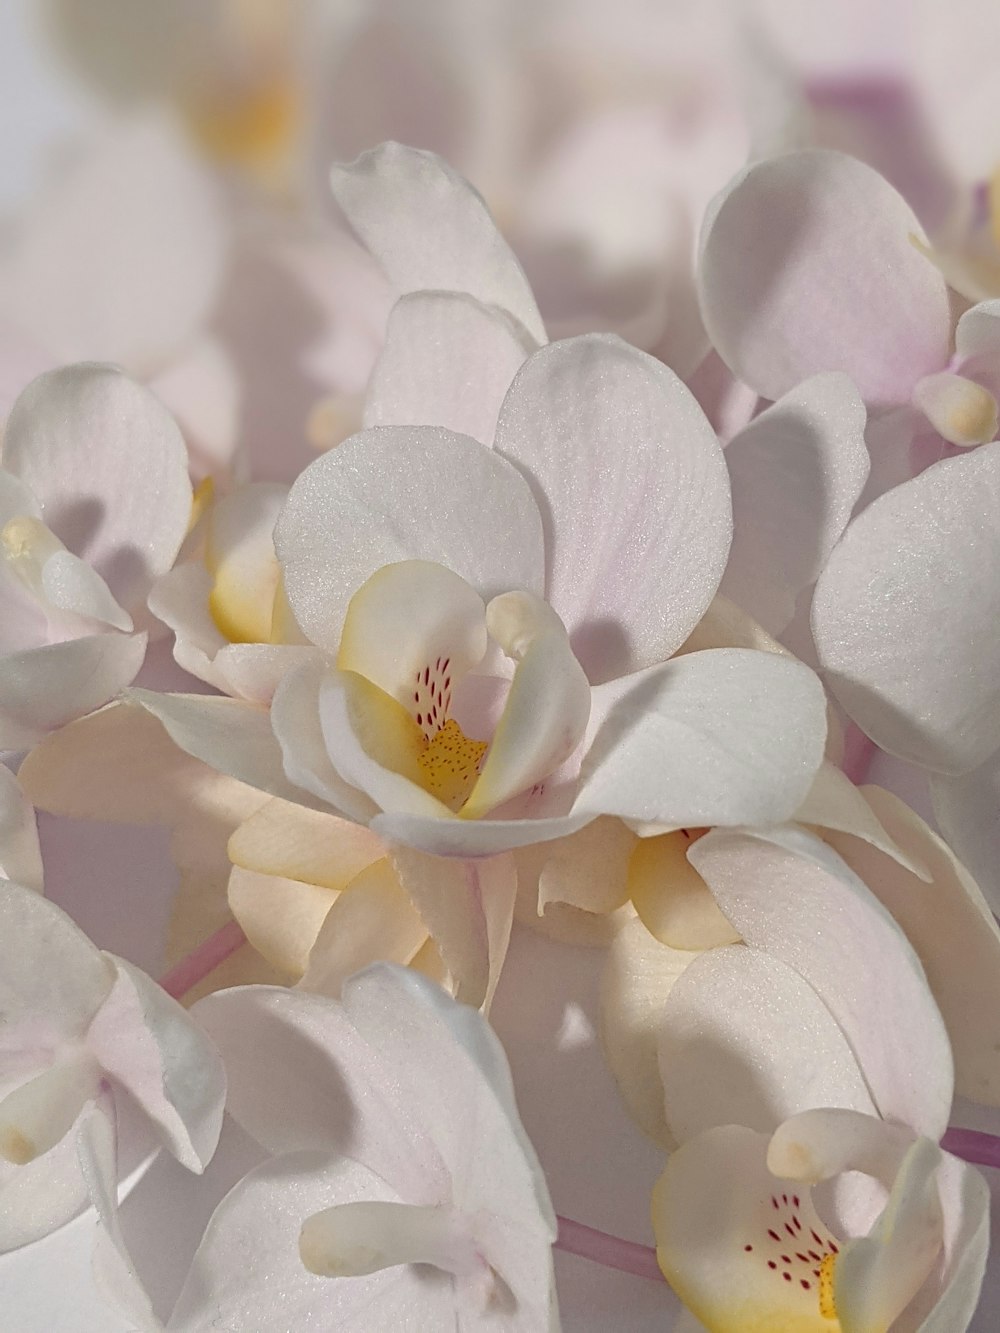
(4, 2), (1000, 1330)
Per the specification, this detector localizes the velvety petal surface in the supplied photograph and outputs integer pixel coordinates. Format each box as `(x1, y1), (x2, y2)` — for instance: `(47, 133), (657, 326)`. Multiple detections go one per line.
(495, 335), (731, 682)
(812, 443), (1000, 774)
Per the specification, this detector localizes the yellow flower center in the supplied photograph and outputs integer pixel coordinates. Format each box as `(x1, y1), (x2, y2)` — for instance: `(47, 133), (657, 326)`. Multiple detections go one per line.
(416, 719), (488, 812)
(818, 1252), (838, 1322)
(184, 74), (300, 181)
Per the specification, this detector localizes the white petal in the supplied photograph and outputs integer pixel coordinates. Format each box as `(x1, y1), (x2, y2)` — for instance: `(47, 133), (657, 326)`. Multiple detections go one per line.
(659, 945), (877, 1145)
(330, 141), (546, 343)
(371, 807), (593, 859)
(0, 767), (42, 892)
(574, 648), (826, 827)
(721, 373), (870, 636)
(688, 826), (954, 1138)
(2, 364), (192, 614)
(812, 443), (1000, 774)
(495, 335), (731, 682)
(793, 761), (928, 877)
(931, 753), (1000, 912)
(0, 112), (226, 375)
(0, 632), (148, 750)
(275, 425), (545, 653)
(364, 291), (535, 446)
(0, 1101), (92, 1251)
(86, 956), (225, 1172)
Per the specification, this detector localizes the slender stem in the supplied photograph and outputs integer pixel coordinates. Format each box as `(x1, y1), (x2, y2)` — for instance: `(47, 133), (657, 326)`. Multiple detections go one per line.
(158, 919), (247, 1000)
(841, 723), (877, 786)
(941, 1127), (1000, 1171)
(554, 1215), (664, 1282)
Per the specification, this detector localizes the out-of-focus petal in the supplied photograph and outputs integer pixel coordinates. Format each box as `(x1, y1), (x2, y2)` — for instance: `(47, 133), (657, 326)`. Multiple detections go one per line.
(721, 372), (869, 635)
(689, 826), (954, 1138)
(86, 956), (225, 1172)
(2, 365), (192, 614)
(0, 113), (226, 376)
(391, 846), (517, 1010)
(275, 426), (545, 653)
(149, 335), (240, 481)
(698, 149), (951, 405)
(495, 335), (731, 682)
(812, 443), (1000, 774)
(364, 291), (535, 446)
(658, 945), (877, 1145)
(827, 785), (1000, 1108)
(574, 649), (826, 828)
(931, 753), (1000, 913)
(0, 767), (42, 892)
(330, 141), (546, 343)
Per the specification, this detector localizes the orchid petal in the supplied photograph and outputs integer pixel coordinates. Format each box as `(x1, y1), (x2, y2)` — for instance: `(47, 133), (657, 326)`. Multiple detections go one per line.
(0, 632), (148, 750)
(955, 298), (1000, 366)
(0, 767), (42, 892)
(390, 846), (517, 1010)
(688, 826), (954, 1138)
(200, 482), (292, 647)
(148, 333), (239, 480)
(0, 113), (225, 375)
(812, 443), (1000, 774)
(628, 832), (740, 951)
(826, 785), (1000, 1109)
(2, 365), (192, 614)
(227, 866), (335, 981)
(495, 335), (731, 682)
(130, 689), (316, 806)
(794, 761), (928, 877)
(228, 798), (384, 892)
(652, 1123), (841, 1332)
(464, 594), (591, 820)
(930, 753), (1000, 913)
(575, 648), (826, 827)
(365, 291), (535, 446)
(0, 1050), (101, 1165)
(698, 149), (951, 405)
(0, 471), (41, 526)
(659, 946), (877, 1146)
(599, 916), (697, 1148)
(275, 425), (545, 653)
(721, 373), (869, 635)
(330, 141), (546, 343)
(86, 956), (225, 1172)
(371, 807), (593, 859)
(299, 858), (428, 997)
(0, 1102), (93, 1252)
(522, 816), (635, 919)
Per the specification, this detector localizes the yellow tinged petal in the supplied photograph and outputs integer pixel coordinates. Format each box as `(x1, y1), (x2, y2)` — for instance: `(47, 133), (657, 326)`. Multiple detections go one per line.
(339, 669), (427, 786)
(228, 798), (385, 891)
(629, 832), (740, 951)
(228, 865), (338, 980)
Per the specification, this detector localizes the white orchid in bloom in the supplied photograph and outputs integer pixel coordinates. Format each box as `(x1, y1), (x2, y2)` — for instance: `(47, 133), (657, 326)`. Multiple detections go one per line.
(0, 363), (192, 749)
(699, 148), (1000, 501)
(0, 881), (225, 1266)
(89, 965), (558, 1330)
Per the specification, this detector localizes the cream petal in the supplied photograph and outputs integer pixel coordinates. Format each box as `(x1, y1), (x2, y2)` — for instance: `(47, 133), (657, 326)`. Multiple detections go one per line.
(228, 798), (384, 892)
(628, 832), (740, 952)
(227, 866), (336, 981)
(698, 149), (951, 406)
(494, 335), (731, 682)
(275, 425), (545, 653)
(721, 373), (870, 636)
(812, 442), (1000, 774)
(2, 364), (192, 614)
(0, 767), (42, 893)
(330, 141), (546, 343)
(0, 1050), (101, 1165)
(364, 291), (535, 446)
(794, 761), (928, 877)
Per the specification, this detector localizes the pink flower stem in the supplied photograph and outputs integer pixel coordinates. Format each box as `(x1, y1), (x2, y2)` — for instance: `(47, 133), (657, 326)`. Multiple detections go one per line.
(841, 723), (878, 786)
(554, 1215), (664, 1282)
(158, 919), (248, 1000)
(941, 1127), (1000, 1171)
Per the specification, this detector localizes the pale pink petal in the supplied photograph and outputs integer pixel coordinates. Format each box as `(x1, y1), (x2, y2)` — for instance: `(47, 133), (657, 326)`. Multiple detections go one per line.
(364, 291), (535, 446)
(494, 335), (731, 682)
(2, 365), (192, 614)
(698, 150), (951, 405)
(721, 373), (869, 635)
(0, 112), (226, 375)
(76, 1093), (160, 1332)
(955, 299), (1000, 366)
(659, 945), (877, 1145)
(0, 767), (42, 892)
(275, 425), (545, 653)
(827, 785), (1000, 1109)
(130, 689), (316, 806)
(0, 632), (147, 749)
(812, 443), (1000, 774)
(86, 956), (225, 1172)
(574, 648), (826, 827)
(330, 141), (546, 343)
(390, 847), (517, 1010)
(688, 826), (954, 1138)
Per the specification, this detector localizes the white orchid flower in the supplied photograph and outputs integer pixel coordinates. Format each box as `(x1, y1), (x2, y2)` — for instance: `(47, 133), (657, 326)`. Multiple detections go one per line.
(0, 767), (42, 892)
(88, 964), (559, 1331)
(0, 364), (193, 749)
(0, 881), (225, 1263)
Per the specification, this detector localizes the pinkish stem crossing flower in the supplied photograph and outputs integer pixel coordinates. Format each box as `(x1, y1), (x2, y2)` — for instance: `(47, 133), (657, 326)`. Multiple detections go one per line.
(158, 918), (247, 999)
